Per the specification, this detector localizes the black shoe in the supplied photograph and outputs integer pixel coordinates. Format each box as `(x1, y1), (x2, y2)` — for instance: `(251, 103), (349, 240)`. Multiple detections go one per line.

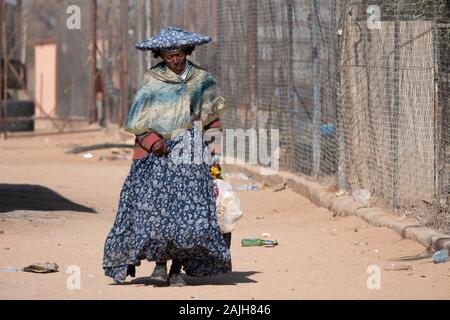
(169, 273), (187, 287)
(150, 264), (168, 282)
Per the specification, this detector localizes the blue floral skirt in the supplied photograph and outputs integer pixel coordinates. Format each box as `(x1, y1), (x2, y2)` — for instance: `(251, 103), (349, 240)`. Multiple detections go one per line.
(103, 129), (232, 283)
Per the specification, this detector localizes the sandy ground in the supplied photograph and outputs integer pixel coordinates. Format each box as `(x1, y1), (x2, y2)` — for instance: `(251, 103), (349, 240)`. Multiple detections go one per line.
(0, 129), (449, 300)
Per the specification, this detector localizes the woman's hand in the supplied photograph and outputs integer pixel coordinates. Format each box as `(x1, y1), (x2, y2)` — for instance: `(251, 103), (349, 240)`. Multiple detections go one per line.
(151, 140), (169, 157)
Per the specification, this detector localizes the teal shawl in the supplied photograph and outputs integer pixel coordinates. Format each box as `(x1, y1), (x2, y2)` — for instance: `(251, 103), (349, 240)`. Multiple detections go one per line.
(124, 61), (225, 138)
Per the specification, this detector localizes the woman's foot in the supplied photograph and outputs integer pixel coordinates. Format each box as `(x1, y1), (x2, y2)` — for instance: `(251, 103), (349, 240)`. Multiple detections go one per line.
(169, 273), (187, 287)
(150, 263), (168, 282)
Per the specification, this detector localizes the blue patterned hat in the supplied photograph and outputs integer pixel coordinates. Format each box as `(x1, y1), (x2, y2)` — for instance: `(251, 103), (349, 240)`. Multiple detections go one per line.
(135, 26), (212, 51)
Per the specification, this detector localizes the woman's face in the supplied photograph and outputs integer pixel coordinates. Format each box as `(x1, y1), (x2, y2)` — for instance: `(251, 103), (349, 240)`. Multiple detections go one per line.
(161, 51), (187, 75)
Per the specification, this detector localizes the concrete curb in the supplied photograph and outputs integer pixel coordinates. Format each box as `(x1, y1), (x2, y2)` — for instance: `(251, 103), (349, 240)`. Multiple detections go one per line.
(224, 163), (450, 252)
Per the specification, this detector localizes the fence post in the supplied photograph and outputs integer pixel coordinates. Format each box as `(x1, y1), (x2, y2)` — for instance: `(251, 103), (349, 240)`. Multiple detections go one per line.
(119, 0), (129, 127)
(0, 0), (7, 139)
(90, 0), (98, 124)
(310, 0), (321, 177)
(286, 0), (295, 171)
(389, 20), (400, 208)
(336, 2), (346, 191)
(248, 0), (258, 131)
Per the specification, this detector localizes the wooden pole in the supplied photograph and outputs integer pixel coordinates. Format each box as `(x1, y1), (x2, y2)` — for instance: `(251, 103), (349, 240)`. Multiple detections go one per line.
(248, 0), (258, 130)
(1, 0), (8, 139)
(287, 0), (294, 170)
(145, 0), (152, 69)
(137, 0), (145, 80)
(90, 0), (98, 123)
(311, 0), (322, 177)
(119, 0), (129, 127)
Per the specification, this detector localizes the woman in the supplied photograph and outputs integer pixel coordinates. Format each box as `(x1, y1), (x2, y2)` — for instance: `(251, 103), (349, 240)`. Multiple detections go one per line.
(102, 27), (231, 287)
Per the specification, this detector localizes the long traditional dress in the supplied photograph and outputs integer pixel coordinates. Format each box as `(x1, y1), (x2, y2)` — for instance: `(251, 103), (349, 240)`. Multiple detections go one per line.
(103, 61), (231, 283)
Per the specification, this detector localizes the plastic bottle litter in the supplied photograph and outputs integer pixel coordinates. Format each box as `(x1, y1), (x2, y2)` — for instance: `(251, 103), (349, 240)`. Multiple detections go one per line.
(384, 262), (412, 271)
(320, 123), (335, 136)
(432, 249), (449, 264)
(234, 185), (258, 191)
(235, 173), (250, 181)
(241, 238), (278, 247)
(83, 153), (94, 159)
(352, 240), (368, 246)
(3, 266), (17, 273)
(352, 189), (371, 206)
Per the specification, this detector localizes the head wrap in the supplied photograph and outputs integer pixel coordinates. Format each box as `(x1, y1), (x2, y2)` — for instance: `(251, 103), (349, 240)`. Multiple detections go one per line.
(135, 26), (211, 52)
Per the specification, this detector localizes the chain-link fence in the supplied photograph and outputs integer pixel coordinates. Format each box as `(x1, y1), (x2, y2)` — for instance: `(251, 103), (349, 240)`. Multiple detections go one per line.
(138, 0), (449, 233)
(336, 1), (449, 232)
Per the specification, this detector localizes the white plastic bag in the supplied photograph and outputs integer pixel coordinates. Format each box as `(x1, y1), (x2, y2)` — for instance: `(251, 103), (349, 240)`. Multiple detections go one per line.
(214, 179), (243, 233)
(352, 189), (371, 206)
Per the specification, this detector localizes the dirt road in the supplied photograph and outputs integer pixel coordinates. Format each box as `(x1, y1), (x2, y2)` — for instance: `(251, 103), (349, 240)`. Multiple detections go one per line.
(1, 130), (449, 299)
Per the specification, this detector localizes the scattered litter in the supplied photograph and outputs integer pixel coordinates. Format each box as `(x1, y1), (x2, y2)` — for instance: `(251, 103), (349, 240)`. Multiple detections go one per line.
(241, 238), (278, 247)
(320, 123), (335, 136)
(3, 266), (17, 273)
(83, 153), (93, 159)
(352, 189), (371, 206)
(384, 262), (412, 271)
(335, 190), (348, 197)
(432, 249), (449, 264)
(66, 143), (134, 154)
(354, 228), (358, 233)
(214, 179), (243, 233)
(352, 240), (369, 246)
(23, 262), (59, 274)
(256, 216), (265, 220)
(270, 182), (287, 192)
(99, 154), (131, 161)
(234, 185), (258, 191)
(261, 233), (271, 238)
(234, 173), (250, 181)
(374, 249), (379, 253)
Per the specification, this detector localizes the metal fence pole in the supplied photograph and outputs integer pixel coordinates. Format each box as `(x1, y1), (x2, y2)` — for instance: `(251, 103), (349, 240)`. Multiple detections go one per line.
(91, 0), (98, 124)
(119, 0), (129, 127)
(1, 0), (7, 139)
(389, 20), (400, 208)
(311, 0), (321, 177)
(248, 0), (258, 130)
(287, 0), (295, 171)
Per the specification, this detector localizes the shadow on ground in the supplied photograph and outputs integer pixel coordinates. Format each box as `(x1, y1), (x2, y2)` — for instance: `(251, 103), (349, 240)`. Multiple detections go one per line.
(0, 184), (96, 213)
(116, 271), (260, 287)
